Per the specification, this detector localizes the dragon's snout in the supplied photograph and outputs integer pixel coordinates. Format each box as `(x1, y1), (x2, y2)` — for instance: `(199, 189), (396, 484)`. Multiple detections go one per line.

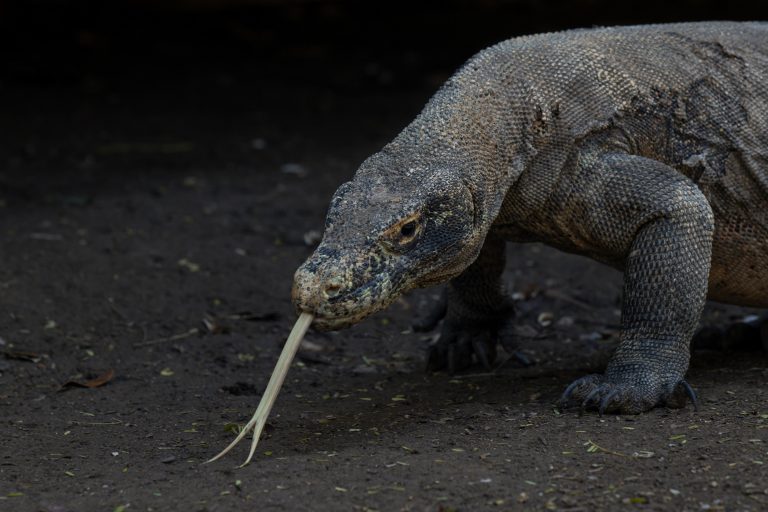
(291, 264), (341, 312)
(292, 247), (399, 331)
(292, 257), (356, 330)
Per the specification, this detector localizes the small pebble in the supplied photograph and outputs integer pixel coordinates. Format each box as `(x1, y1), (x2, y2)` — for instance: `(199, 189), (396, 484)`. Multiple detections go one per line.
(579, 332), (602, 342)
(303, 230), (322, 246)
(280, 163), (308, 177)
(300, 339), (324, 352)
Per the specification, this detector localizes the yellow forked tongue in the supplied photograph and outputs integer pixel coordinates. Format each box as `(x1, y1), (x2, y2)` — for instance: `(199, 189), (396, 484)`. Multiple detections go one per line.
(206, 312), (314, 467)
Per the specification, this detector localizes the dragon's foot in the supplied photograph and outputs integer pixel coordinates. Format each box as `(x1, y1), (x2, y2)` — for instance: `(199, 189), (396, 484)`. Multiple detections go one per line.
(559, 372), (698, 415)
(416, 288), (528, 374)
(426, 329), (497, 374)
(425, 315), (531, 373)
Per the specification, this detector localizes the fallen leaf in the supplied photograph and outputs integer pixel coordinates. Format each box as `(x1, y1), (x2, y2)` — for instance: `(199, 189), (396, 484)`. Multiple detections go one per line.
(62, 369), (115, 390)
(224, 423), (243, 434)
(202, 315), (228, 334)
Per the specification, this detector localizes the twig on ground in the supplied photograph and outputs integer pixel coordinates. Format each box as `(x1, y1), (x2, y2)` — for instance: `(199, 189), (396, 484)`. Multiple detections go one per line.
(133, 328), (199, 347)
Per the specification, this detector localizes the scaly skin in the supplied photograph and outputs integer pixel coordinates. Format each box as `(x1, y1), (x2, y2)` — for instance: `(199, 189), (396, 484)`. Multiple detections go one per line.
(292, 22), (768, 414)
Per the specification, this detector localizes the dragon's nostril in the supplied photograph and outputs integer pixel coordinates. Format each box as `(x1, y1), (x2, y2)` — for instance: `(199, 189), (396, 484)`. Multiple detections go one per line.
(324, 277), (344, 299)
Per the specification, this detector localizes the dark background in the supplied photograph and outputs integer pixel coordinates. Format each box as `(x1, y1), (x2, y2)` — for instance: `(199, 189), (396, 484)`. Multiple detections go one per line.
(3, 0), (768, 83)
(2, 0), (766, 194)
(3, 0), (768, 82)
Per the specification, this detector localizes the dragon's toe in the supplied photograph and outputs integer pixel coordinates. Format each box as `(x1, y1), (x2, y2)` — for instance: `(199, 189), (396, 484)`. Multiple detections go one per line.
(559, 374), (601, 407)
(560, 374), (697, 414)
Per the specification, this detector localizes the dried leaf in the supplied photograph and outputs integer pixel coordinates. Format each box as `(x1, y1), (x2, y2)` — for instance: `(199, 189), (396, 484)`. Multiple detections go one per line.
(62, 369), (115, 389)
(224, 423), (244, 434)
(203, 315), (228, 334)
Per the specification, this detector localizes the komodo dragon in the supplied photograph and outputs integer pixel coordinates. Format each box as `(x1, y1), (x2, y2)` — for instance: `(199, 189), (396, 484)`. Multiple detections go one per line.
(292, 22), (768, 414)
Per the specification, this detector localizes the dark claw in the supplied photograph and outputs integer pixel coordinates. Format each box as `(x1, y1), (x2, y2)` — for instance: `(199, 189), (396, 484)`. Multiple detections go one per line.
(678, 380), (699, 411)
(581, 387), (602, 412)
(563, 373), (697, 415)
(559, 375), (600, 409)
(598, 389), (620, 416)
(559, 380), (582, 408)
(472, 339), (492, 371)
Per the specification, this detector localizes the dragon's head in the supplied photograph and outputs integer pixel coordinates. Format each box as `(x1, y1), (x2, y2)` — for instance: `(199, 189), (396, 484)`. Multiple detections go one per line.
(292, 149), (486, 330)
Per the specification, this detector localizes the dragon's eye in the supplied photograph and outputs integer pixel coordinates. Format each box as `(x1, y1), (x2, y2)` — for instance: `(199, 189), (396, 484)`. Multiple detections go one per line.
(400, 221), (417, 238)
(382, 213), (422, 252)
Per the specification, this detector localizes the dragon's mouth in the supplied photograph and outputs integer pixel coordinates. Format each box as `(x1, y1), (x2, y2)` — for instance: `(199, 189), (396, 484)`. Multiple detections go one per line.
(308, 283), (405, 331)
(293, 258), (411, 332)
(310, 310), (371, 331)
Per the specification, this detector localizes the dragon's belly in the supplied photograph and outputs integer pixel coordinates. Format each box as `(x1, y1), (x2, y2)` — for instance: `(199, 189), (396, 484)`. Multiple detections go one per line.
(707, 214), (768, 307)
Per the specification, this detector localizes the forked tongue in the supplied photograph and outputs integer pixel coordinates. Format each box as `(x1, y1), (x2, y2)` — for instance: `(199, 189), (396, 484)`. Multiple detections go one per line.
(205, 312), (314, 467)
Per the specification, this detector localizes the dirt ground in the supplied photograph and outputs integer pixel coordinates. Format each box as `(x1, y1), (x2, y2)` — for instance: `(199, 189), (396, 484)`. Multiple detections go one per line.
(2, 13), (768, 512)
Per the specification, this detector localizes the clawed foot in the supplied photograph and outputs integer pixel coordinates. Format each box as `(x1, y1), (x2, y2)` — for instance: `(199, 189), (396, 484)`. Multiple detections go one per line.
(426, 332), (532, 373)
(559, 374), (698, 415)
(426, 330), (498, 373)
(417, 291), (527, 374)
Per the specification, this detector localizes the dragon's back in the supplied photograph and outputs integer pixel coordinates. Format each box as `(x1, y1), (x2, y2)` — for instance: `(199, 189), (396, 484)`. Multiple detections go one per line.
(473, 22), (768, 306)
